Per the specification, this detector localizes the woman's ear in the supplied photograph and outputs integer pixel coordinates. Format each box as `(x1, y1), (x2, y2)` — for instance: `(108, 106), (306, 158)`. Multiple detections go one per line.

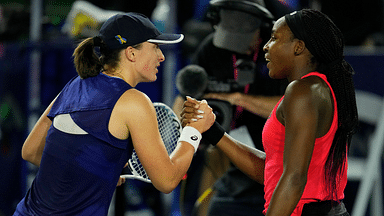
(294, 40), (306, 56)
(125, 47), (136, 61)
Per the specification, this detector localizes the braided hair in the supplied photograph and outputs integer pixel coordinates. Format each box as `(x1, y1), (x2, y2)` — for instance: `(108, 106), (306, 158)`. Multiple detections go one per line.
(285, 9), (358, 200)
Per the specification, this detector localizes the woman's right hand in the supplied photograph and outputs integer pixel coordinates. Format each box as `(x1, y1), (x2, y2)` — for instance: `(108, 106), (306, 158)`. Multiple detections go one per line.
(181, 96), (215, 133)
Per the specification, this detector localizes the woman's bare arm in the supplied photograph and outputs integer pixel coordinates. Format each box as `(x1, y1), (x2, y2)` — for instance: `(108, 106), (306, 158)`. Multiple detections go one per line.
(22, 98), (57, 166)
(216, 134), (265, 184)
(117, 90), (215, 193)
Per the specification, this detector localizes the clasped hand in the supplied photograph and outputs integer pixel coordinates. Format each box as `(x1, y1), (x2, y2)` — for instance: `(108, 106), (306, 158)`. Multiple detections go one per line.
(180, 96), (216, 133)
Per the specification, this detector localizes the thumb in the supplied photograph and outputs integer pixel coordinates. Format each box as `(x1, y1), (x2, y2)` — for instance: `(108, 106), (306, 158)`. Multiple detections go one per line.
(186, 96), (197, 102)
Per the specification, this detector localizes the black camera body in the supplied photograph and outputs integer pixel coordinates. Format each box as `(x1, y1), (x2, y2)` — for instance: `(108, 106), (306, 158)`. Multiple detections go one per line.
(204, 58), (257, 131)
(206, 58), (256, 93)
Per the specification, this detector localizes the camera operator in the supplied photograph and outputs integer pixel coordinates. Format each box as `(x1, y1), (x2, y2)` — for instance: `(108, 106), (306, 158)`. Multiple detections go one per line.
(173, 0), (292, 215)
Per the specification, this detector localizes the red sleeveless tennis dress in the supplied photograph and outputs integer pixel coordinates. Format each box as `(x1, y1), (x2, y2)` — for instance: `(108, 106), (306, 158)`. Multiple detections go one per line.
(262, 72), (347, 215)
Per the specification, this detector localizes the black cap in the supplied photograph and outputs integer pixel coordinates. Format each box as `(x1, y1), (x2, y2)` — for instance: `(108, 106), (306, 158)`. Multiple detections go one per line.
(98, 12), (184, 50)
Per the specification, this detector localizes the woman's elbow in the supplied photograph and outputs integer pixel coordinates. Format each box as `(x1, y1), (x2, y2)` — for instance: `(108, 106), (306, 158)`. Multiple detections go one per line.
(21, 147), (40, 166)
(288, 171), (307, 191)
(152, 178), (180, 194)
(158, 187), (174, 194)
(21, 147), (33, 161)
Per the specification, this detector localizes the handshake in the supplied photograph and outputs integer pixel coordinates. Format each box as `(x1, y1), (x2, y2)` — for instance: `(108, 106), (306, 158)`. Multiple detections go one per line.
(181, 96), (226, 146)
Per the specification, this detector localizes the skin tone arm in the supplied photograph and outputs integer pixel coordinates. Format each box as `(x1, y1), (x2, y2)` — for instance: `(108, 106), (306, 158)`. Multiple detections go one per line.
(181, 97), (265, 184)
(113, 90), (215, 194)
(173, 93), (281, 121)
(204, 92), (282, 119)
(215, 134), (265, 184)
(21, 97), (57, 167)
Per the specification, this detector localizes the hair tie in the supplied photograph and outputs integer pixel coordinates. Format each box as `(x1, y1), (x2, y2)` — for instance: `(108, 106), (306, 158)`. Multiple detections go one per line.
(93, 36), (102, 47)
(325, 57), (345, 70)
(327, 57), (344, 67)
(326, 58), (354, 75)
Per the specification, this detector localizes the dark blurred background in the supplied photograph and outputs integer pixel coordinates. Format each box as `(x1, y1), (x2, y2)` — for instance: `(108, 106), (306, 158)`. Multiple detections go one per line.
(0, 0), (383, 215)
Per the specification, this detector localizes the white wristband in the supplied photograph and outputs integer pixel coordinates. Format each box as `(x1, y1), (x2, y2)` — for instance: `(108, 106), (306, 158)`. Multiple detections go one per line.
(178, 126), (202, 152)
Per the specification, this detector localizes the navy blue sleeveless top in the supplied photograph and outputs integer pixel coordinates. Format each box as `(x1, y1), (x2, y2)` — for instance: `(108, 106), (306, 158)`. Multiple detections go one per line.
(14, 73), (133, 215)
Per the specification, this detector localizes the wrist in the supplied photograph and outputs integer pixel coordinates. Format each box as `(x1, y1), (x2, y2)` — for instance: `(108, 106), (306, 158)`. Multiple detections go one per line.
(202, 121), (225, 146)
(178, 126), (202, 152)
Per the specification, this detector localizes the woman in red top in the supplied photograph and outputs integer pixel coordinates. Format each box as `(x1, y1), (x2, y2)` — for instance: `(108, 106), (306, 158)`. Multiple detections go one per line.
(181, 9), (358, 216)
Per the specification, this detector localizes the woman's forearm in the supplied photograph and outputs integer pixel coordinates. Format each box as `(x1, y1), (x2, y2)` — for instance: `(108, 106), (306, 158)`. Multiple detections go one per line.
(266, 171), (306, 216)
(216, 134), (265, 184)
(235, 94), (282, 119)
(204, 93), (281, 119)
(21, 116), (51, 166)
(22, 98), (56, 166)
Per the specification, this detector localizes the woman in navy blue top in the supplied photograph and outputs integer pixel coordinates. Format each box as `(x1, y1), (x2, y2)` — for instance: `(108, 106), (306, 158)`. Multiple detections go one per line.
(14, 13), (215, 216)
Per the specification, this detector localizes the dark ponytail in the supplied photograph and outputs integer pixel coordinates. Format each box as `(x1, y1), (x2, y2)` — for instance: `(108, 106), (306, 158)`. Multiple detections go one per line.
(73, 37), (103, 79)
(73, 36), (124, 79)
